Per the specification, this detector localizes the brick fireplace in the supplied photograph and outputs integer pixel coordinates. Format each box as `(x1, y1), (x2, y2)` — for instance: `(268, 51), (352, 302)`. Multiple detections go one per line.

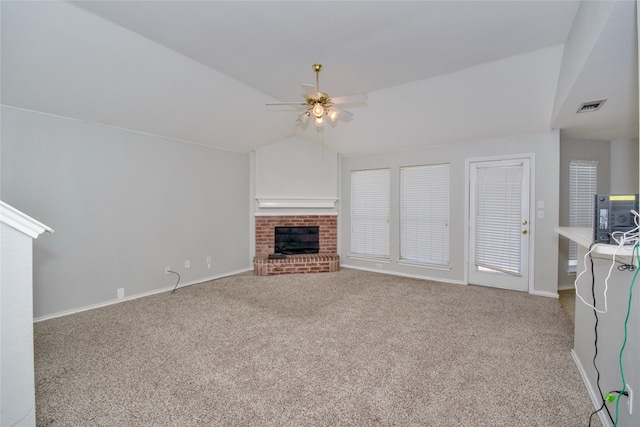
(254, 215), (339, 275)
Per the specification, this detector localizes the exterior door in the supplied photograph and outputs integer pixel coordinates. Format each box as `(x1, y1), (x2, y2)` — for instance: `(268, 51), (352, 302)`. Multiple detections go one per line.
(468, 158), (531, 292)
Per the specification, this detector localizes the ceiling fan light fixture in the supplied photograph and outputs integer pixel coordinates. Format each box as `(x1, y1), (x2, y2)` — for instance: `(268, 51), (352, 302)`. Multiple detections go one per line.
(312, 103), (324, 118)
(315, 115), (324, 126)
(327, 109), (339, 122)
(299, 111), (310, 124)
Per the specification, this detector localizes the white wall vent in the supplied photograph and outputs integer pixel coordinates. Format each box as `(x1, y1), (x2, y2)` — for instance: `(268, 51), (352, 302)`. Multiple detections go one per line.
(576, 99), (606, 113)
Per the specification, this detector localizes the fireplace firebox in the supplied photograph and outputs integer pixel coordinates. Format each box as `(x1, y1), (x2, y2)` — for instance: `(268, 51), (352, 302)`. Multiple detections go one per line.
(274, 226), (319, 255)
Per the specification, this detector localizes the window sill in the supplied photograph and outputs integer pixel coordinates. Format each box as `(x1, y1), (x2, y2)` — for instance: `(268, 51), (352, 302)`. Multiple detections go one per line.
(348, 255), (391, 263)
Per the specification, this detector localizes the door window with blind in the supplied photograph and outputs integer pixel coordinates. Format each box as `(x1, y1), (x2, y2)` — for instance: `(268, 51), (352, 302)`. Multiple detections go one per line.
(350, 168), (390, 259)
(468, 158), (530, 291)
(569, 160), (598, 271)
(400, 164), (450, 266)
(472, 161), (527, 277)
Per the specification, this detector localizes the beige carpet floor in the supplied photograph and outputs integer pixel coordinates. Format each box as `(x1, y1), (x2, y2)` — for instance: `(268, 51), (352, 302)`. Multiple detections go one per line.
(34, 268), (600, 426)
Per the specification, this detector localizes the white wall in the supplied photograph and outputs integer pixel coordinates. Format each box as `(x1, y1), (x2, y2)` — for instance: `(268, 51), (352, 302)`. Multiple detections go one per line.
(253, 136), (338, 215)
(1, 106), (250, 319)
(610, 139), (640, 194)
(1, 223), (37, 426)
(254, 136), (338, 201)
(340, 130), (560, 297)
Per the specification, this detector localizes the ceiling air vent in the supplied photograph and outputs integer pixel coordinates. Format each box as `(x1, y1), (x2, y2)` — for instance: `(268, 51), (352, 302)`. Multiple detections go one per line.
(577, 99), (606, 113)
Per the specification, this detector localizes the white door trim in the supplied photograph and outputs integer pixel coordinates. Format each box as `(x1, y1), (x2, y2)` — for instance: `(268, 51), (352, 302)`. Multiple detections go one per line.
(464, 153), (536, 293)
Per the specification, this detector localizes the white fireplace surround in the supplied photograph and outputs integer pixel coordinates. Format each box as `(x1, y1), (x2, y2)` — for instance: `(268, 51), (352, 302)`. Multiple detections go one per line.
(256, 198), (338, 209)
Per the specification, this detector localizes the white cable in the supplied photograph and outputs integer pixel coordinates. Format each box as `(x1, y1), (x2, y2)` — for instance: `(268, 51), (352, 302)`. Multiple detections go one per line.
(574, 210), (640, 313)
(574, 244), (609, 313)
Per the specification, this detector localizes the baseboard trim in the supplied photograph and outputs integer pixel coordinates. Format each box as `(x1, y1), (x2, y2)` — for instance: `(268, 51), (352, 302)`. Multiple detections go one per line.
(340, 263), (467, 286)
(531, 290), (559, 299)
(571, 349), (612, 427)
(33, 268), (253, 323)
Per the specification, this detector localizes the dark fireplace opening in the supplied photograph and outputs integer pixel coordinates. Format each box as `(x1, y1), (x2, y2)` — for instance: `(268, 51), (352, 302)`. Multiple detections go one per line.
(275, 226), (319, 255)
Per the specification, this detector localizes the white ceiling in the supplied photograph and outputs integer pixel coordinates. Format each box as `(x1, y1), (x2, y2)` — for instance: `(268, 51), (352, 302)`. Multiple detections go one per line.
(1, 0), (637, 154)
(70, 0), (580, 100)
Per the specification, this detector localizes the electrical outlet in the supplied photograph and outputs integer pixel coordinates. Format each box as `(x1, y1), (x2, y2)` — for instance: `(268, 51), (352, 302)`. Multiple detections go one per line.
(165, 266), (170, 275)
(207, 256), (212, 268)
(185, 260), (190, 269)
(117, 288), (125, 299)
(625, 384), (633, 415)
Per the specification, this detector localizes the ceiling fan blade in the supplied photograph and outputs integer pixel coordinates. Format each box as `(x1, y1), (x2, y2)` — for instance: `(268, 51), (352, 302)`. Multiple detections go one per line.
(302, 84), (318, 99)
(328, 93), (368, 104)
(328, 105), (353, 121)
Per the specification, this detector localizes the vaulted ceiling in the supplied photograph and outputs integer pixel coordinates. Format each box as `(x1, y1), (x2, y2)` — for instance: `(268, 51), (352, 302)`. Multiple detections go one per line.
(1, 1), (637, 155)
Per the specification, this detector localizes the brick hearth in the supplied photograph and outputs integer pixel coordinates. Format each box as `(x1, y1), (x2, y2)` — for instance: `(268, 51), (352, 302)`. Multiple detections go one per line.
(254, 215), (339, 275)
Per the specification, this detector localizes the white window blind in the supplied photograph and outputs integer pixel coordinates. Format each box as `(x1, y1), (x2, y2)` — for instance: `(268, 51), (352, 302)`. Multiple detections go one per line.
(350, 168), (390, 258)
(400, 164), (450, 266)
(474, 163), (523, 276)
(569, 160), (598, 265)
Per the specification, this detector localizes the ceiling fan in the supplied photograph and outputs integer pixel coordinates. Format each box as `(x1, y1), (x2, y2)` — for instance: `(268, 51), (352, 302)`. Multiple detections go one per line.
(266, 64), (368, 127)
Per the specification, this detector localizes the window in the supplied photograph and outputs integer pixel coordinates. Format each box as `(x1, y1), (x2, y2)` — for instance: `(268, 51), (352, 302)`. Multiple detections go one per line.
(400, 164), (450, 266)
(569, 160), (598, 270)
(350, 169), (390, 258)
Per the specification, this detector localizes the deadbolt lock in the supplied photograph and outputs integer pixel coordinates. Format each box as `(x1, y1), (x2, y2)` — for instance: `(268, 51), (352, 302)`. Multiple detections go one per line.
(522, 220), (528, 225)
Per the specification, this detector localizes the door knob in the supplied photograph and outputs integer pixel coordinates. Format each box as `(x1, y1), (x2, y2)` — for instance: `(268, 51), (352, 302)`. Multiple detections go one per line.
(522, 229), (528, 235)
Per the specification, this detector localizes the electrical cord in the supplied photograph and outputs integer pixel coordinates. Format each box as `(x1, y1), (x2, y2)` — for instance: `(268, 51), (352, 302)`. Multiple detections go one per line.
(575, 242), (624, 313)
(589, 255), (636, 271)
(613, 242), (639, 427)
(168, 270), (181, 294)
(616, 262), (636, 272)
(588, 391), (628, 427)
(589, 252), (613, 423)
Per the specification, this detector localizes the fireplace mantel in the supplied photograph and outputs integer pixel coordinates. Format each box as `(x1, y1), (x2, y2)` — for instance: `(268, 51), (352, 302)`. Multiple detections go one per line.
(256, 198), (338, 209)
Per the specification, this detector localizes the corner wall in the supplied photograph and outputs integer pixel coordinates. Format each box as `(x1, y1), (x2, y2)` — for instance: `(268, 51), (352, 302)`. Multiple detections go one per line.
(1, 106), (250, 319)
